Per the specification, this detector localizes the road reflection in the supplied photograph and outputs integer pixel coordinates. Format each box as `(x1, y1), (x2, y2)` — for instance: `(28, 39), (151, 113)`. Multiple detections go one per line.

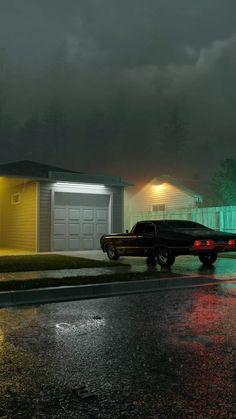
(220, 281), (236, 296)
(197, 264), (215, 275)
(171, 288), (236, 417)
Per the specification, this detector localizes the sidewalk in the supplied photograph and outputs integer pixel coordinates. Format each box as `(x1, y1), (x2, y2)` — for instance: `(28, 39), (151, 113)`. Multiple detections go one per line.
(0, 266), (126, 282)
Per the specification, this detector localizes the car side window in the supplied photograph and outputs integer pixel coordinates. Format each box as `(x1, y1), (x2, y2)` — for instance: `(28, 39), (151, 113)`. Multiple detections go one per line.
(132, 223), (146, 234)
(144, 223), (155, 234)
(156, 223), (171, 232)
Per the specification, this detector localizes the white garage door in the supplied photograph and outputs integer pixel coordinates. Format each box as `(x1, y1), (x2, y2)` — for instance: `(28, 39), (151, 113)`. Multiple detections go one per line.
(53, 192), (109, 251)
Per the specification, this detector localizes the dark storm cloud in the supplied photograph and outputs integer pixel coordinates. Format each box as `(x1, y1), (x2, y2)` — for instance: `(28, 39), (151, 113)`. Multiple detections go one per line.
(0, 0), (236, 181)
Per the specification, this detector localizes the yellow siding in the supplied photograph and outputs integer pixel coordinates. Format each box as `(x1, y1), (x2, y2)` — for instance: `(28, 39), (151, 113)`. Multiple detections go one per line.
(1, 179), (37, 251)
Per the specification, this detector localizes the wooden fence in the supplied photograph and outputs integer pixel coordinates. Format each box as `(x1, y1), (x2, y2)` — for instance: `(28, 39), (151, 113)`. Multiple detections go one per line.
(129, 205), (236, 233)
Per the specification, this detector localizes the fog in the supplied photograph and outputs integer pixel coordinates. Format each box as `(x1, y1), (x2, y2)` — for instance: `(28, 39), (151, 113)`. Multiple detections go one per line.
(0, 0), (236, 182)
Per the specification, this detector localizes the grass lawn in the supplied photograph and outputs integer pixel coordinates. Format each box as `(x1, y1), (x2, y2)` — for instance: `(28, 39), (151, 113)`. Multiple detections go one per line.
(0, 254), (123, 273)
(0, 270), (181, 292)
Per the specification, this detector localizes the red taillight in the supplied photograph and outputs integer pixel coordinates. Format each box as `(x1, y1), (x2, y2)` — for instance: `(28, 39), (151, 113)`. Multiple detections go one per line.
(206, 239), (215, 246)
(194, 240), (202, 246)
(228, 239), (235, 245)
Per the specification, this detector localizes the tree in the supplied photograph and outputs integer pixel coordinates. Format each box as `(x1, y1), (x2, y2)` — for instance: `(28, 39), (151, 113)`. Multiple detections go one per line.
(42, 100), (69, 163)
(0, 101), (17, 160)
(17, 112), (43, 160)
(162, 102), (190, 172)
(209, 158), (236, 205)
(165, 103), (189, 144)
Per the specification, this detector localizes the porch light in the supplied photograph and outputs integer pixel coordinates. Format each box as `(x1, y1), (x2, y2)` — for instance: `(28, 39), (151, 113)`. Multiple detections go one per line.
(154, 182), (166, 190)
(56, 182), (106, 189)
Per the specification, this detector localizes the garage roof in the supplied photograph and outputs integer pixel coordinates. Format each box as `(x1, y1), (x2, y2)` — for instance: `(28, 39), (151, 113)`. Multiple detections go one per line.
(0, 160), (131, 186)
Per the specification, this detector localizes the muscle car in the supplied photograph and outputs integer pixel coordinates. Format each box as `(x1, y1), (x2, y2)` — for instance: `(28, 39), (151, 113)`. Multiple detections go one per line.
(100, 219), (236, 267)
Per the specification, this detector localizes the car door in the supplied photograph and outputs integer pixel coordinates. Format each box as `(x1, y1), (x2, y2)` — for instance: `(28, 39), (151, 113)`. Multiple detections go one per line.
(113, 224), (140, 256)
(118, 222), (146, 256)
(130, 222), (156, 256)
(136, 222), (156, 256)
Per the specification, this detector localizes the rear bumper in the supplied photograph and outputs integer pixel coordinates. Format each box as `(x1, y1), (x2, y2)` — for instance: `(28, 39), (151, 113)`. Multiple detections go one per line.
(190, 244), (236, 255)
(170, 244), (236, 256)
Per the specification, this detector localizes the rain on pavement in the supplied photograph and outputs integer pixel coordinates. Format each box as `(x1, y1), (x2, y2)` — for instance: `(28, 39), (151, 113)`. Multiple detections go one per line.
(0, 278), (235, 417)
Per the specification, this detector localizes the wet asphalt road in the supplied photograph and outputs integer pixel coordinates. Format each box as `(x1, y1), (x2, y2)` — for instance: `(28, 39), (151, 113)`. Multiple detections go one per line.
(0, 281), (235, 418)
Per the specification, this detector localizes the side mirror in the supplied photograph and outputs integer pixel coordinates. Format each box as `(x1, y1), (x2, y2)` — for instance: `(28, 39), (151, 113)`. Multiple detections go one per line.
(126, 229), (129, 233)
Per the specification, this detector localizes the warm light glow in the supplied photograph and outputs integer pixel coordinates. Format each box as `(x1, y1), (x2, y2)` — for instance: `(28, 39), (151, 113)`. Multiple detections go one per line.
(228, 239), (235, 245)
(206, 239), (215, 246)
(155, 183), (166, 190)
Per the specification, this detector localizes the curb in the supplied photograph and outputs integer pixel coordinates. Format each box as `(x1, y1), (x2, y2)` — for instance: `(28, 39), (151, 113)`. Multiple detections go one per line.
(0, 275), (227, 307)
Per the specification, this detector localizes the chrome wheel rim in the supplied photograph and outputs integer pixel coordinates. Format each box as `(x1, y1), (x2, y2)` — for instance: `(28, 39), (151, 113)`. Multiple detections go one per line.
(159, 249), (169, 264)
(107, 245), (115, 258)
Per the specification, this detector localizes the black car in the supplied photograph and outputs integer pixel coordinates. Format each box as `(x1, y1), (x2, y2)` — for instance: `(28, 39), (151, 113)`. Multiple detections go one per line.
(100, 219), (236, 267)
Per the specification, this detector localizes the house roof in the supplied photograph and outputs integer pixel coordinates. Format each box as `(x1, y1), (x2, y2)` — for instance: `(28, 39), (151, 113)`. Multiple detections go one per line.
(0, 160), (130, 187)
(157, 175), (203, 200)
(0, 160), (76, 178)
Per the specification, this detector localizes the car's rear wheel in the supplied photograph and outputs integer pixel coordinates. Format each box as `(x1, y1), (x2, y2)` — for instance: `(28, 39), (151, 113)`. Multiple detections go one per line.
(156, 247), (175, 267)
(199, 253), (217, 266)
(106, 242), (119, 260)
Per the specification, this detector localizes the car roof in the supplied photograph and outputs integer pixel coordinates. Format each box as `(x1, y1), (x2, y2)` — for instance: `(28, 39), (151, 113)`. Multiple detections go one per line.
(137, 219), (198, 223)
(137, 219), (187, 223)
(136, 220), (206, 228)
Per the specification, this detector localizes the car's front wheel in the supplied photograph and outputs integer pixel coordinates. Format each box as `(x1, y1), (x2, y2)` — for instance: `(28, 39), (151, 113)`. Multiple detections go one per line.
(106, 242), (119, 260)
(199, 253), (217, 266)
(156, 247), (175, 267)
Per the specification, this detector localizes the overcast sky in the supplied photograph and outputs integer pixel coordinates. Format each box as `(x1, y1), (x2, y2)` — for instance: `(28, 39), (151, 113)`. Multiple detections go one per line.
(0, 0), (236, 183)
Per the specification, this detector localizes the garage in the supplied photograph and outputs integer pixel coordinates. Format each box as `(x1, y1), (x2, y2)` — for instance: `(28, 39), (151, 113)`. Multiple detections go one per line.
(0, 160), (128, 253)
(53, 192), (110, 251)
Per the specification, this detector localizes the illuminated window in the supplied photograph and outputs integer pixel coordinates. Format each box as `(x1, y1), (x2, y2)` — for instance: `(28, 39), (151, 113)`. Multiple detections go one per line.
(11, 192), (21, 205)
(151, 204), (165, 211)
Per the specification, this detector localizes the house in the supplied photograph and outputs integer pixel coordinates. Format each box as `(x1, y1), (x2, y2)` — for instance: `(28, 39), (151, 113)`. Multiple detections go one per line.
(124, 175), (203, 229)
(0, 160), (129, 253)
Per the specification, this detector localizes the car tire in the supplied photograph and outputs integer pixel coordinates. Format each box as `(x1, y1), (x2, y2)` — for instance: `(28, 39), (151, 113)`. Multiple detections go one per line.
(199, 253), (217, 266)
(156, 247), (175, 267)
(106, 243), (119, 260)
